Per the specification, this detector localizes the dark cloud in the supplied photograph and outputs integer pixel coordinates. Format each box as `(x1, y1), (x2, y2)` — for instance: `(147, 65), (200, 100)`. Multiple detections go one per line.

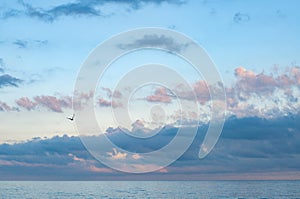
(41, 2), (100, 19)
(0, 74), (23, 88)
(13, 39), (28, 49)
(1, 9), (22, 19)
(1, 115), (300, 180)
(118, 34), (190, 53)
(13, 39), (48, 49)
(2, 0), (185, 22)
(34, 39), (48, 46)
(0, 58), (4, 69)
(233, 12), (250, 23)
(17, 1), (101, 22)
(276, 9), (286, 19)
(0, 59), (22, 88)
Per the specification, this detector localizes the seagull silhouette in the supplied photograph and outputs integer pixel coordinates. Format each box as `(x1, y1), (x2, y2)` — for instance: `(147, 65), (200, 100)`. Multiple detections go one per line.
(67, 114), (75, 121)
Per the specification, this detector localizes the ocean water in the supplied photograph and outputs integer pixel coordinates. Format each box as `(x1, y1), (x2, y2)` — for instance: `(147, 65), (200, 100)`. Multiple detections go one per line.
(0, 181), (300, 199)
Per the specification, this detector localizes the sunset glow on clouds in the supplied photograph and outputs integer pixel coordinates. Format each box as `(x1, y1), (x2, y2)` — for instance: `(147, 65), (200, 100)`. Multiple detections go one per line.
(0, 0), (300, 179)
(1, 66), (299, 123)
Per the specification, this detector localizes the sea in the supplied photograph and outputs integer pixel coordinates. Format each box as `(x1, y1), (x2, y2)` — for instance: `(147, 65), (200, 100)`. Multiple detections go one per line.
(0, 181), (300, 198)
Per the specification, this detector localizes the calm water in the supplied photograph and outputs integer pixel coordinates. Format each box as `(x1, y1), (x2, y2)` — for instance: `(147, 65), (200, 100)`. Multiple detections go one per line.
(0, 181), (300, 198)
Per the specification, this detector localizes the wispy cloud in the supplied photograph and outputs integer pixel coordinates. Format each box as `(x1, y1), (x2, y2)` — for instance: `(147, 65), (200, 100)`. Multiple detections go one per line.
(13, 39), (48, 49)
(33, 95), (72, 112)
(97, 87), (123, 108)
(2, 0), (185, 22)
(233, 12), (250, 23)
(15, 97), (37, 111)
(0, 101), (14, 111)
(13, 39), (28, 49)
(146, 87), (173, 103)
(101, 87), (122, 99)
(118, 34), (190, 53)
(0, 58), (5, 73)
(98, 98), (122, 108)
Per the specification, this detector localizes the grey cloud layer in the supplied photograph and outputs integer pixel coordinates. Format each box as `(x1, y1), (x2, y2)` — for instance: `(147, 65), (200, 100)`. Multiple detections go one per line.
(0, 115), (299, 180)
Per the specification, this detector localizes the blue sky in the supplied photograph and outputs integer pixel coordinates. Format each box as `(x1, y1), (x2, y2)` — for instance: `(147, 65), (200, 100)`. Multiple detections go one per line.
(0, 0), (299, 140)
(0, 0), (300, 179)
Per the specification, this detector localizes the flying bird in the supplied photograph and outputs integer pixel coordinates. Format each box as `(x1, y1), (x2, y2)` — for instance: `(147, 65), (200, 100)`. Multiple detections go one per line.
(67, 114), (75, 121)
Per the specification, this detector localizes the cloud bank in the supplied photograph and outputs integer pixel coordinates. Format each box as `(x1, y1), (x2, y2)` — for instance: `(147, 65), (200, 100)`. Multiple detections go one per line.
(0, 115), (300, 180)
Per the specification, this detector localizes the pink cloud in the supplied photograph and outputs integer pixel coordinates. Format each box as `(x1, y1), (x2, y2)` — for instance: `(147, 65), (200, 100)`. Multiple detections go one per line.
(15, 97), (37, 111)
(107, 148), (127, 160)
(192, 80), (210, 104)
(73, 90), (93, 110)
(113, 90), (122, 98)
(68, 153), (113, 173)
(158, 168), (168, 173)
(158, 80), (211, 105)
(33, 95), (72, 112)
(88, 165), (113, 173)
(131, 119), (145, 129)
(0, 101), (13, 111)
(1, 66), (299, 120)
(98, 98), (122, 108)
(235, 66), (256, 78)
(68, 153), (85, 163)
(102, 87), (122, 98)
(290, 66), (300, 85)
(0, 159), (59, 168)
(146, 87), (172, 103)
(132, 153), (142, 160)
(235, 67), (277, 94)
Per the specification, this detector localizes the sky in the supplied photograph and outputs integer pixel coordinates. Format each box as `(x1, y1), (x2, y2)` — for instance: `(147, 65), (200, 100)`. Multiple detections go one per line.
(0, 0), (300, 179)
